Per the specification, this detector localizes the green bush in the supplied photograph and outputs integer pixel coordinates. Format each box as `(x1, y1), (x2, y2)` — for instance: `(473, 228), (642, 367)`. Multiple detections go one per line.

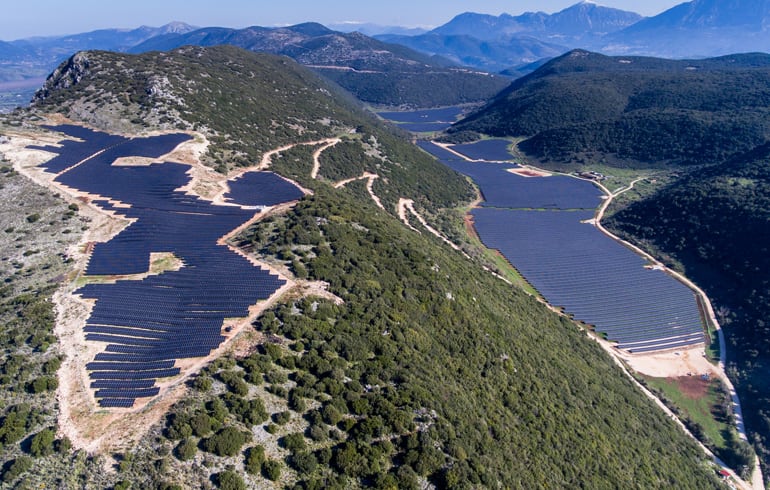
(244, 445), (265, 475)
(262, 460), (282, 481)
(175, 438), (197, 461)
(290, 451), (318, 475)
(215, 470), (246, 490)
(2, 456), (33, 483)
(280, 432), (307, 453)
(29, 428), (55, 457)
(201, 427), (251, 457)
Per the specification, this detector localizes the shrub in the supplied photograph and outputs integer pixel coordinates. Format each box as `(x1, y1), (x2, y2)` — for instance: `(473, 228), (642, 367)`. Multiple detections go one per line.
(291, 451), (318, 475)
(262, 460), (282, 481)
(215, 470), (246, 490)
(29, 428), (56, 457)
(2, 456), (33, 482)
(273, 411), (291, 425)
(244, 445), (265, 475)
(280, 432), (307, 453)
(175, 438), (197, 461)
(202, 427), (251, 457)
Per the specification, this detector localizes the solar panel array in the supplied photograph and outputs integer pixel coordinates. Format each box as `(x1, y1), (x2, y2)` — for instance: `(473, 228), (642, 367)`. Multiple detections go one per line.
(224, 171), (304, 207)
(418, 141), (704, 353)
(33, 125), (301, 407)
(418, 141), (603, 210)
(377, 106), (464, 123)
(451, 139), (516, 162)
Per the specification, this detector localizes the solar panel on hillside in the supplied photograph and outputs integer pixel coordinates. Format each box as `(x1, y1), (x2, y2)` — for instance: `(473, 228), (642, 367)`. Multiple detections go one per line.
(224, 171), (304, 207)
(419, 138), (705, 354)
(32, 125), (297, 406)
(451, 139), (515, 162)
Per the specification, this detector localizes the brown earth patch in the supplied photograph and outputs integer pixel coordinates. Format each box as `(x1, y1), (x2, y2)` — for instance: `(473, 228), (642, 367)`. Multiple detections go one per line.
(670, 375), (711, 400)
(507, 167), (552, 178)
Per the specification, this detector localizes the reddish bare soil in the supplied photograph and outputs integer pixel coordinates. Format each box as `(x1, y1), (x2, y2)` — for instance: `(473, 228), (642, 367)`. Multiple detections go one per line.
(670, 375), (711, 400)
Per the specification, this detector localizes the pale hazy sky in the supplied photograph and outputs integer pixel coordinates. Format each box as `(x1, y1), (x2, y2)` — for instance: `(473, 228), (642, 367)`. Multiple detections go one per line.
(1, 1), (684, 41)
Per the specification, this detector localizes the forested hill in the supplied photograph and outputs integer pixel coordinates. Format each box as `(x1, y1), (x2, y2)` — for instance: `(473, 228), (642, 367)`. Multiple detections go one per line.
(0, 45), (724, 488)
(606, 145), (770, 475)
(451, 49), (770, 168)
(127, 23), (510, 108)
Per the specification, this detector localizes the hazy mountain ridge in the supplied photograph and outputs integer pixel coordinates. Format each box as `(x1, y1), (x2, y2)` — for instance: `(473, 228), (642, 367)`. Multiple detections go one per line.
(380, 0), (770, 73)
(603, 0), (770, 57)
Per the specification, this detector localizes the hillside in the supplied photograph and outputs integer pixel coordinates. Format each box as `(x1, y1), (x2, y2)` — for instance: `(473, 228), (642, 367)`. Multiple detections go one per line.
(0, 45), (727, 488)
(605, 145), (770, 478)
(451, 49), (770, 168)
(128, 23), (509, 107)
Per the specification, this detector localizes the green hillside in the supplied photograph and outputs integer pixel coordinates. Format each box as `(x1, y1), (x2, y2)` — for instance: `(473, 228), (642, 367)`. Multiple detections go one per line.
(451, 49), (770, 168)
(127, 24), (511, 108)
(0, 46), (724, 488)
(606, 146), (770, 479)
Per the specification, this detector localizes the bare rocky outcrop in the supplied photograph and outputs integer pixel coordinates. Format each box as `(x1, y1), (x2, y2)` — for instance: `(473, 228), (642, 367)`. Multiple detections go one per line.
(33, 52), (92, 103)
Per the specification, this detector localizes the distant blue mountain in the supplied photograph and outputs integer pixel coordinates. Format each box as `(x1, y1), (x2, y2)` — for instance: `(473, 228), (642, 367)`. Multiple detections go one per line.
(602, 0), (770, 57)
(0, 23), (198, 83)
(376, 2), (642, 73)
(430, 2), (643, 43)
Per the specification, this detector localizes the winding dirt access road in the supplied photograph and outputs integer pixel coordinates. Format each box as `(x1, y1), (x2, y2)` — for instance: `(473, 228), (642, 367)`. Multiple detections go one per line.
(310, 138), (341, 179)
(590, 176), (762, 489)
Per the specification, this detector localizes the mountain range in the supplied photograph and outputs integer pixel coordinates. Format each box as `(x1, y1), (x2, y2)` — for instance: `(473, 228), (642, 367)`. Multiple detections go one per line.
(379, 0), (770, 71)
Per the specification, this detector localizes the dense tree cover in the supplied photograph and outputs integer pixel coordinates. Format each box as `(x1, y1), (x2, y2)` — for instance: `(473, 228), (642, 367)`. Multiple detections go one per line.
(451, 49), (770, 168)
(320, 69), (509, 108)
(232, 186), (723, 488)
(606, 144), (770, 480)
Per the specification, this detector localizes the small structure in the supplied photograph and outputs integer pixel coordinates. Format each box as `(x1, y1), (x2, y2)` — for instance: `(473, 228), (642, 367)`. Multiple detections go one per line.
(577, 171), (606, 181)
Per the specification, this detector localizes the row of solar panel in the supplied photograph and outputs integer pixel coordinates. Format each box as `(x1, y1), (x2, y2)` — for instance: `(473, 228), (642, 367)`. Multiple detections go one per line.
(416, 139), (705, 354)
(35, 125), (301, 405)
(471, 208), (704, 351)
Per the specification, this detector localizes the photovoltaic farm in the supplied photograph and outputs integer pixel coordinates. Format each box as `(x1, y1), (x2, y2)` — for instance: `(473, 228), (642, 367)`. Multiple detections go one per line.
(378, 106), (464, 133)
(29, 125), (302, 408)
(450, 139), (517, 162)
(418, 140), (705, 354)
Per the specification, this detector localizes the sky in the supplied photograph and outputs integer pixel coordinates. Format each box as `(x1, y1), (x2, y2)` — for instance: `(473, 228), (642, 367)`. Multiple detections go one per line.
(1, 0), (684, 41)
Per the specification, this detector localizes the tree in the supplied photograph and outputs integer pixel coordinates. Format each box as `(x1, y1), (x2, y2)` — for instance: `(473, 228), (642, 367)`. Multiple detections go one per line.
(202, 427), (251, 457)
(262, 460), (282, 481)
(29, 428), (55, 457)
(215, 470), (246, 490)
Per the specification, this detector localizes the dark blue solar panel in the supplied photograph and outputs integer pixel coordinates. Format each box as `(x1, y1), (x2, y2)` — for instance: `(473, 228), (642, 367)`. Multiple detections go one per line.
(472, 209), (704, 351)
(378, 106), (464, 123)
(418, 139), (705, 353)
(31, 125), (298, 406)
(224, 171), (304, 207)
(451, 139), (515, 162)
